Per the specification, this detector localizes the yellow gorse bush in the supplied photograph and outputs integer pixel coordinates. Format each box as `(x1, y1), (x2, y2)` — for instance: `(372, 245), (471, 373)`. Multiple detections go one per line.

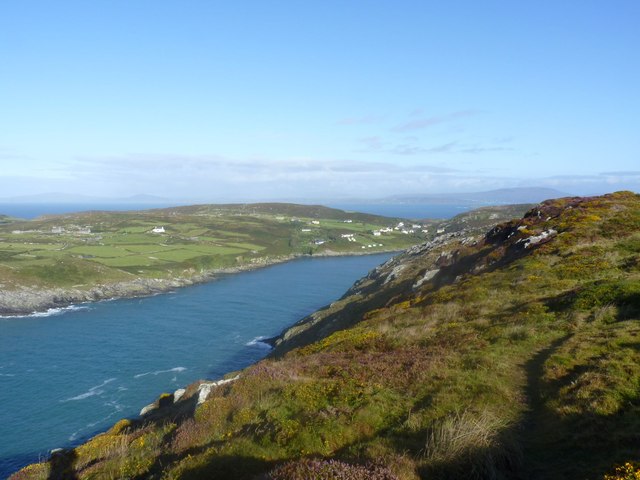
(604, 462), (640, 480)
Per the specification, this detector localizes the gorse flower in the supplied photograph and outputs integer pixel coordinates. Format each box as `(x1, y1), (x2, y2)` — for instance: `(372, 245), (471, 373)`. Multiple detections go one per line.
(604, 462), (640, 480)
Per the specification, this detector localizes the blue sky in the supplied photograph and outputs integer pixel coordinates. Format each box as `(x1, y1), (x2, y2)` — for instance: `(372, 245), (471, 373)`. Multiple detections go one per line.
(1, 1), (639, 201)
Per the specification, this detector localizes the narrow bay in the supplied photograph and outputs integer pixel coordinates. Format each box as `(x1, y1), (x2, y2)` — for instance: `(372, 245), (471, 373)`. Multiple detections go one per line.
(0, 253), (394, 477)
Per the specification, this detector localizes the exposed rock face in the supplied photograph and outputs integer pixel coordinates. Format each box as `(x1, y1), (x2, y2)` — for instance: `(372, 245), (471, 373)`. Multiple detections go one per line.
(197, 375), (240, 405)
(173, 388), (186, 402)
(0, 251), (403, 317)
(138, 378), (239, 417)
(519, 228), (557, 248)
(0, 276), (210, 316)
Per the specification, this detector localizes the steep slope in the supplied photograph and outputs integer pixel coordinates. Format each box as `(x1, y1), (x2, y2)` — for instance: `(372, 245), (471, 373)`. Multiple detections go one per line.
(13, 192), (640, 480)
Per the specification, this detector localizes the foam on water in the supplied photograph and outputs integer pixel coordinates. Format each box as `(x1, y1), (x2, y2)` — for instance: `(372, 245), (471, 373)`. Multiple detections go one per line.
(0, 305), (89, 319)
(133, 367), (187, 379)
(62, 378), (117, 402)
(246, 336), (273, 349)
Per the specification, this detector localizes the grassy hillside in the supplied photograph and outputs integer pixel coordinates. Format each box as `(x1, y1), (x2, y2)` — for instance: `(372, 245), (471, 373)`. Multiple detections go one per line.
(0, 214), (18, 225)
(13, 193), (639, 479)
(0, 203), (420, 292)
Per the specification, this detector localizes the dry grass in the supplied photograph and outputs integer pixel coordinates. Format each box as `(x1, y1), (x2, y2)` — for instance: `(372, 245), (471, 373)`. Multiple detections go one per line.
(421, 409), (521, 479)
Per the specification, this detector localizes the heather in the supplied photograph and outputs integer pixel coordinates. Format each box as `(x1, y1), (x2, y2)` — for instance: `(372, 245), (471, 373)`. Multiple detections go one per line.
(13, 192), (640, 480)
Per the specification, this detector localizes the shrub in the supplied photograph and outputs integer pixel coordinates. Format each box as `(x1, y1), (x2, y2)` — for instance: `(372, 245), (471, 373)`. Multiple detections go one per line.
(604, 462), (640, 480)
(158, 392), (174, 408)
(265, 458), (399, 480)
(575, 280), (640, 318)
(110, 418), (133, 435)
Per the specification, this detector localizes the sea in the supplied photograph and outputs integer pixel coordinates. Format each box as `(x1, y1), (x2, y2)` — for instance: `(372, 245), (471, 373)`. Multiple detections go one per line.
(328, 203), (473, 220)
(0, 202), (467, 477)
(0, 253), (397, 477)
(0, 202), (473, 221)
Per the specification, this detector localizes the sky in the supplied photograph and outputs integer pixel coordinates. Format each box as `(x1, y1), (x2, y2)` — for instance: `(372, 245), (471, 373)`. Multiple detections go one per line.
(1, 1), (639, 202)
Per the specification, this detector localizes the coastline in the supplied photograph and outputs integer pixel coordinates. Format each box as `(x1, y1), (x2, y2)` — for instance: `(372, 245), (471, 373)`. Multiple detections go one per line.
(0, 248), (402, 317)
(4, 248), (403, 478)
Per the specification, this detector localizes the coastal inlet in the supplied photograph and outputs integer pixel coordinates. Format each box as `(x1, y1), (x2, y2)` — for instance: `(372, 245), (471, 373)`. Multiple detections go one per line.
(0, 252), (394, 478)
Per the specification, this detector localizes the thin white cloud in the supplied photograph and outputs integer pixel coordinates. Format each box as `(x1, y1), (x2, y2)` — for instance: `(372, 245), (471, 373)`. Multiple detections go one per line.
(64, 154), (469, 200)
(356, 137), (512, 156)
(599, 170), (640, 176)
(391, 110), (480, 132)
(5, 153), (636, 202)
(337, 114), (385, 125)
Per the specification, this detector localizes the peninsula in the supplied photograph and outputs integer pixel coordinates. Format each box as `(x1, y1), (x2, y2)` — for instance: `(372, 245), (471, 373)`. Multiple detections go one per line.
(0, 202), (527, 316)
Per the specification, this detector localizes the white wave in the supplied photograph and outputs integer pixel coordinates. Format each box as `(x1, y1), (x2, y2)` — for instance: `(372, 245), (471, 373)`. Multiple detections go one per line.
(61, 378), (117, 402)
(1, 304), (89, 319)
(134, 367), (186, 379)
(246, 336), (273, 349)
(104, 399), (125, 412)
(0, 373), (16, 377)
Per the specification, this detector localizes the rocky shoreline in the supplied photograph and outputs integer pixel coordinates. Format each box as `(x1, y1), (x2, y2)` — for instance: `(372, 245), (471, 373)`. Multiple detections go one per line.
(0, 249), (400, 317)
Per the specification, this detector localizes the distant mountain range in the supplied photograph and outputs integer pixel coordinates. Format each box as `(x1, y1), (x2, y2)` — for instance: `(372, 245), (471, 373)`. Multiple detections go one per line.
(0, 193), (174, 204)
(0, 187), (570, 207)
(382, 187), (571, 205)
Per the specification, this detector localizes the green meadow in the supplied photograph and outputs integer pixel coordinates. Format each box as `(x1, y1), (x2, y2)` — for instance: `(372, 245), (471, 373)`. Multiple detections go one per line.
(0, 203), (424, 290)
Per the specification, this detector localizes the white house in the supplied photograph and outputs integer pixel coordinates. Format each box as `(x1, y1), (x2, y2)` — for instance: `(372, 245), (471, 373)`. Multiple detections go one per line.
(152, 226), (166, 234)
(436, 228), (445, 234)
(311, 220), (320, 225)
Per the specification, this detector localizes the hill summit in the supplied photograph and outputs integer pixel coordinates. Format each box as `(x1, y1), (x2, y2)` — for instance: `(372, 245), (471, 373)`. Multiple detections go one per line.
(14, 191), (640, 480)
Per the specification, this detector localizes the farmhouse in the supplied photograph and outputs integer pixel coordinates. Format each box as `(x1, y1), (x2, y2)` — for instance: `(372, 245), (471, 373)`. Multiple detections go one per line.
(152, 226), (166, 234)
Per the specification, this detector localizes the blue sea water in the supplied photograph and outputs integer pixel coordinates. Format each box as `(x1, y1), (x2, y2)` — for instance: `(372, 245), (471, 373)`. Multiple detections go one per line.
(329, 203), (473, 220)
(0, 202), (470, 221)
(0, 203), (176, 220)
(0, 253), (394, 478)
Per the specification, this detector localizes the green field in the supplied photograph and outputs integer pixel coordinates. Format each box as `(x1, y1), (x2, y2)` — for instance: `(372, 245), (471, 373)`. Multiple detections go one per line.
(0, 203), (428, 290)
